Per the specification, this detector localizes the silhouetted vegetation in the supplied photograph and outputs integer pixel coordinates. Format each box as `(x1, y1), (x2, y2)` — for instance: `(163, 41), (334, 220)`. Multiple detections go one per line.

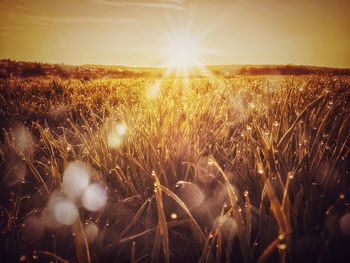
(1, 59), (350, 80)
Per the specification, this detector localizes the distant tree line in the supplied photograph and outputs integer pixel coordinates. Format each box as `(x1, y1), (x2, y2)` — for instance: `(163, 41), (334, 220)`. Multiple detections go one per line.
(235, 65), (350, 76)
(0, 59), (151, 79)
(1, 59), (350, 79)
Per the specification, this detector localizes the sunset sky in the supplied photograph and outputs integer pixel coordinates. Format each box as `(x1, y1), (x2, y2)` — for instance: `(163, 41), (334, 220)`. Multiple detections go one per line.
(0, 0), (349, 68)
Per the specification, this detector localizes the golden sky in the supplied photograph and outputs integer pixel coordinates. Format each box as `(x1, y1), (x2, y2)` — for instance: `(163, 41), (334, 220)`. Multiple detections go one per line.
(0, 0), (349, 67)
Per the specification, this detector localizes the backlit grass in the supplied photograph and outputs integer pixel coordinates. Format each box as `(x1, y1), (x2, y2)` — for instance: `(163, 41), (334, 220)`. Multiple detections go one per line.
(1, 74), (350, 262)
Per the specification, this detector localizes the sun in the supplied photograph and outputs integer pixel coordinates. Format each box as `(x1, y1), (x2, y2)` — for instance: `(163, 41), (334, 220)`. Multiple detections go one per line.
(151, 19), (219, 84)
(162, 33), (202, 68)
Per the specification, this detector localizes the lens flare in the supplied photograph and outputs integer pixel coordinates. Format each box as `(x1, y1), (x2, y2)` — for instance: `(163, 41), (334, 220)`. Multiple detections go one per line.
(116, 123), (127, 136)
(53, 198), (79, 225)
(175, 181), (204, 209)
(107, 122), (127, 149)
(9, 123), (34, 156)
(48, 192), (79, 226)
(63, 161), (91, 200)
(82, 183), (107, 212)
(146, 81), (161, 100)
(213, 215), (237, 238)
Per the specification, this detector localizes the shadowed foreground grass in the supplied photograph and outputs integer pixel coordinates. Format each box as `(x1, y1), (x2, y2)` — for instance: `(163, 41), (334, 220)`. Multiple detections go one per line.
(1, 74), (350, 262)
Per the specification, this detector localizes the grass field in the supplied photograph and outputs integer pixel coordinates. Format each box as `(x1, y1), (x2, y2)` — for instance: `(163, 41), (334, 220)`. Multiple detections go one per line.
(1, 72), (350, 263)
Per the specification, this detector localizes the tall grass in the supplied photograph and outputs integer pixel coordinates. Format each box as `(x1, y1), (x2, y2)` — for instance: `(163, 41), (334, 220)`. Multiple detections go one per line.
(0, 74), (350, 262)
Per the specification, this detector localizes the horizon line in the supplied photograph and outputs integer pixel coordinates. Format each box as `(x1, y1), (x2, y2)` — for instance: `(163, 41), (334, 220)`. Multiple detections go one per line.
(1, 58), (350, 70)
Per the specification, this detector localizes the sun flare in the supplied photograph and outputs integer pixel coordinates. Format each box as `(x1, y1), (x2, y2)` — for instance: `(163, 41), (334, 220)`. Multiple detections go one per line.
(162, 33), (202, 68)
(156, 25), (216, 84)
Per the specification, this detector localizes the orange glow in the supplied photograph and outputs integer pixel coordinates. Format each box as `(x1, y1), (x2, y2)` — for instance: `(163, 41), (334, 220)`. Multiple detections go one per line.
(0, 0), (349, 67)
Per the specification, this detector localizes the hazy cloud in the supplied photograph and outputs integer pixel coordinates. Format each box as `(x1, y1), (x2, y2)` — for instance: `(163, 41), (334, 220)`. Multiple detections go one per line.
(20, 15), (136, 25)
(95, 0), (188, 10)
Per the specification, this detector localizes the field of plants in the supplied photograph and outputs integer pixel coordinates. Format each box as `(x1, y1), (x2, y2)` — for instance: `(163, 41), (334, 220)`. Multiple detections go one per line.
(1, 72), (350, 263)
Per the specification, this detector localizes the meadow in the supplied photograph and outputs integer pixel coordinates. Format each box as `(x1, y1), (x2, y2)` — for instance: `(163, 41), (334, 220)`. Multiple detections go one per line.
(1, 72), (350, 263)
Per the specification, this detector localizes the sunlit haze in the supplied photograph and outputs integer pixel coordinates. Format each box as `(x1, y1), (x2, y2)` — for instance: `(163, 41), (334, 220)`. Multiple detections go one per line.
(1, 0), (350, 67)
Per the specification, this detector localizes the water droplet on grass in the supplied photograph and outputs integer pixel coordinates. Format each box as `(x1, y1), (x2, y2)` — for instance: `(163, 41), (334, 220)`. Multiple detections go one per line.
(170, 213), (178, 220)
(288, 172), (295, 179)
(277, 243), (286, 250)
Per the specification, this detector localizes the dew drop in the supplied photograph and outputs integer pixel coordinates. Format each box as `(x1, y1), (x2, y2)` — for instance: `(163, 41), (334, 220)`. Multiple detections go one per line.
(288, 172), (294, 179)
(277, 243), (286, 250)
(170, 213), (177, 220)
